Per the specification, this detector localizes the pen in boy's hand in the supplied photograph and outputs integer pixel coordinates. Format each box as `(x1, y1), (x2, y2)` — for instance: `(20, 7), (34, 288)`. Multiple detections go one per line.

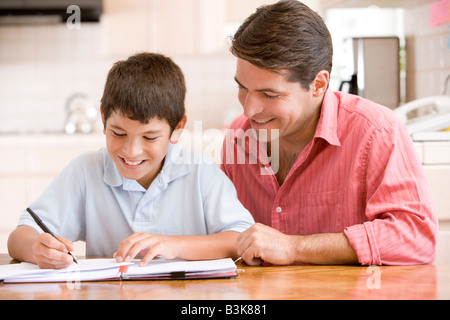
(26, 207), (78, 264)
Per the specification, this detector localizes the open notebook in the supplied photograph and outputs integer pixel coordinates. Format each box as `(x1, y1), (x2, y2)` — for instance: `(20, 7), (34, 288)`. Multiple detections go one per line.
(0, 258), (238, 283)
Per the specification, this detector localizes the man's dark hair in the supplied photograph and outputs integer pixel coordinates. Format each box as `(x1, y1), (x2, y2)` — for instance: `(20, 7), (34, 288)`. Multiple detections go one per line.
(231, 0), (333, 90)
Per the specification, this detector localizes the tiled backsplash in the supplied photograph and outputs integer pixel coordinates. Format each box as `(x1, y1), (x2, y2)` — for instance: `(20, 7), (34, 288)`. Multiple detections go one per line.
(404, 2), (450, 100)
(0, 24), (109, 133)
(0, 23), (242, 134)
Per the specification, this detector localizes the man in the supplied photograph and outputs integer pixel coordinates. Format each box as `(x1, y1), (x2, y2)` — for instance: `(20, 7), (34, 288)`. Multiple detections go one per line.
(221, 0), (437, 266)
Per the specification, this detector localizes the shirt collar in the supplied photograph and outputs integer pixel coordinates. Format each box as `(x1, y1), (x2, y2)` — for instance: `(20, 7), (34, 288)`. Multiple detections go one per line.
(103, 148), (123, 188)
(315, 90), (341, 147)
(103, 144), (192, 191)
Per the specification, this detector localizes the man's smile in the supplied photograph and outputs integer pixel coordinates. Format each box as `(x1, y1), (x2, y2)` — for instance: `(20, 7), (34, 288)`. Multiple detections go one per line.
(252, 118), (274, 125)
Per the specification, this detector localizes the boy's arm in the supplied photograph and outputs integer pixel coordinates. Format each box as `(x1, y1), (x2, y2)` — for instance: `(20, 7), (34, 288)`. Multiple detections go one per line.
(8, 225), (39, 263)
(8, 225), (75, 269)
(171, 231), (240, 261)
(114, 231), (240, 266)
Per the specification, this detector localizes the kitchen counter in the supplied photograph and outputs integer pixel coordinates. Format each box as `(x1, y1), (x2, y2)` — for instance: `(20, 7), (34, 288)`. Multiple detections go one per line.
(0, 133), (105, 177)
(413, 140), (450, 264)
(0, 132), (104, 147)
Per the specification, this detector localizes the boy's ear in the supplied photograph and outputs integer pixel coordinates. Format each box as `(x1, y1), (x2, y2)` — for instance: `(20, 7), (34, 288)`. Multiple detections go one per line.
(100, 106), (106, 134)
(170, 115), (187, 144)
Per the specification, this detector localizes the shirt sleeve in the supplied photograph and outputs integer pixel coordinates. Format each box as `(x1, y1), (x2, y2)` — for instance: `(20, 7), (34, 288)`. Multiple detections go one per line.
(201, 159), (255, 234)
(344, 123), (438, 265)
(220, 129), (234, 180)
(18, 155), (87, 242)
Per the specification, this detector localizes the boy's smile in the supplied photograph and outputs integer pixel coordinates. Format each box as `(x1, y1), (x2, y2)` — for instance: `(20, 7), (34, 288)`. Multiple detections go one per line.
(121, 158), (145, 166)
(120, 156), (146, 168)
(102, 111), (175, 190)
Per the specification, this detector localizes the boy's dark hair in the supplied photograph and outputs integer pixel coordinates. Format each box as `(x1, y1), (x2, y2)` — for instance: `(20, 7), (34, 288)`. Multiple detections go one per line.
(101, 52), (186, 132)
(230, 0), (333, 90)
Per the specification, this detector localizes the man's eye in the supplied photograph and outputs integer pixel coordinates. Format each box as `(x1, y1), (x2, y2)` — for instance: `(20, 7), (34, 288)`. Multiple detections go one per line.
(264, 93), (280, 100)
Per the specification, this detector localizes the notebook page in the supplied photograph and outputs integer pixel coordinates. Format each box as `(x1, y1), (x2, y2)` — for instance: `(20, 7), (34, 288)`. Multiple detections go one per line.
(126, 258), (237, 276)
(0, 259), (130, 283)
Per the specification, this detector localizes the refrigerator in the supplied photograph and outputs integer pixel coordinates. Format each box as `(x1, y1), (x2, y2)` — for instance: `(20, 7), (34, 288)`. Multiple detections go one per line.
(339, 37), (400, 110)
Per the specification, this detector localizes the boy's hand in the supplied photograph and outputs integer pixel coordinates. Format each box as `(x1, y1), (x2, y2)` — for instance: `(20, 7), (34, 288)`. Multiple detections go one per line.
(114, 233), (179, 266)
(32, 233), (75, 269)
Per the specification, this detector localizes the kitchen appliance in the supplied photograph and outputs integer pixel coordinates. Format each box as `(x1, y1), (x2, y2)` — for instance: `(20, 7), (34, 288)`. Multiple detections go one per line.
(394, 95), (450, 141)
(339, 37), (400, 110)
(64, 93), (98, 134)
(0, 0), (102, 24)
(338, 74), (358, 95)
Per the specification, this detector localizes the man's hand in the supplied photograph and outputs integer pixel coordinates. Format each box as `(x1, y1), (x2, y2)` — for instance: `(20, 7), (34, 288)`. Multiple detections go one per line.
(237, 223), (359, 266)
(237, 223), (295, 266)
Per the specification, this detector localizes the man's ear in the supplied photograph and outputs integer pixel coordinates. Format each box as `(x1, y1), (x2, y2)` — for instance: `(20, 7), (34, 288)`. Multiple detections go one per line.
(170, 114), (187, 144)
(311, 70), (330, 97)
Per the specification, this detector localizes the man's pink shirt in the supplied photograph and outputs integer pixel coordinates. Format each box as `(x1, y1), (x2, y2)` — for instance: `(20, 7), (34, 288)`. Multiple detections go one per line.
(221, 90), (438, 265)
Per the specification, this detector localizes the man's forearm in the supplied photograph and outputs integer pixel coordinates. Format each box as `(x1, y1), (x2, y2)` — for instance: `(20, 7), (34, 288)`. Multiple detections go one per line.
(292, 232), (358, 265)
(237, 223), (359, 266)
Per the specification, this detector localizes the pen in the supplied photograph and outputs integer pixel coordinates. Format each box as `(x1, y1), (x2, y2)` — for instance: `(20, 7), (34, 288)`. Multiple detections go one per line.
(26, 207), (78, 264)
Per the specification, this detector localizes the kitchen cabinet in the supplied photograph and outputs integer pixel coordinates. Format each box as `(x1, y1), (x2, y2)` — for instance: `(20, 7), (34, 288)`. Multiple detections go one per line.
(320, 0), (436, 9)
(102, 0), (229, 56)
(0, 134), (105, 254)
(415, 141), (450, 264)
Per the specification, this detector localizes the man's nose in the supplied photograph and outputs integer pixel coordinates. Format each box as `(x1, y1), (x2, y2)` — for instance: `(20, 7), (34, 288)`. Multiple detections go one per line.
(243, 93), (264, 119)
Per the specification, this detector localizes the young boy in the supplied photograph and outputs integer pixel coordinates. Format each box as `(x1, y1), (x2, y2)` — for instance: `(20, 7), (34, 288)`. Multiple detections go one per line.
(8, 52), (254, 269)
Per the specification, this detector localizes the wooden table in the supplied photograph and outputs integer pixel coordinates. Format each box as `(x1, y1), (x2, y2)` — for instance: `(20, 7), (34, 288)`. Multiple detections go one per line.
(1, 254), (449, 300)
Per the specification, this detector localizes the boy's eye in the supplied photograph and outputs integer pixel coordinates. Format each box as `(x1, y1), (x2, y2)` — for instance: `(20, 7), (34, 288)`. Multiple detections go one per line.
(143, 136), (158, 141)
(111, 130), (126, 137)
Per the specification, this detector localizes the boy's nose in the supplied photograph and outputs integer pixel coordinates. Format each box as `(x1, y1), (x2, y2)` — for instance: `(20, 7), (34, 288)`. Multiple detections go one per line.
(124, 138), (143, 157)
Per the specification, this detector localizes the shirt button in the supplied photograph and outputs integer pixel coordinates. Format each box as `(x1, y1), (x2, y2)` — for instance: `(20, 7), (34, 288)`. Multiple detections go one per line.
(276, 206), (282, 213)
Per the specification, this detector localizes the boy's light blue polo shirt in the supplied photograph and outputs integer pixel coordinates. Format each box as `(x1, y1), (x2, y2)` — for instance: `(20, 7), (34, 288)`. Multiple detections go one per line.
(18, 144), (255, 257)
